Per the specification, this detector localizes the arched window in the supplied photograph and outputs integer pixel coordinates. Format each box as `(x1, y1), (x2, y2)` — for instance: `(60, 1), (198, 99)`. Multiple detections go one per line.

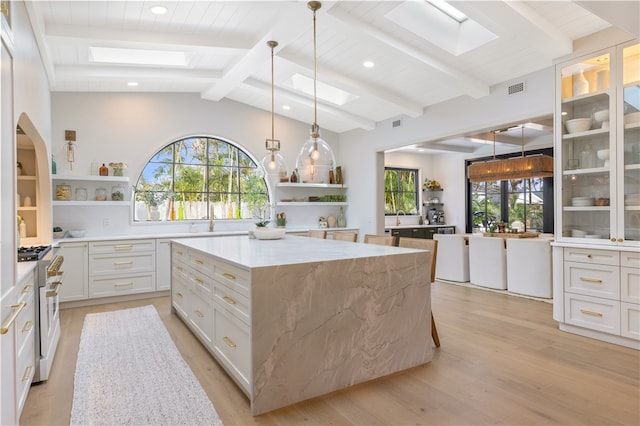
(133, 136), (268, 222)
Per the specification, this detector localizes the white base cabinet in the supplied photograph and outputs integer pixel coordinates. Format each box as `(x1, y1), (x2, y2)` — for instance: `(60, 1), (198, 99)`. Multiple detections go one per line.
(57, 242), (88, 302)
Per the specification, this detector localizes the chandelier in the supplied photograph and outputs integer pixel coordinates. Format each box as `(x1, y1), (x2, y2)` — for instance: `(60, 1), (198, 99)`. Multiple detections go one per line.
(295, 1), (336, 184)
(260, 40), (288, 183)
(467, 126), (553, 182)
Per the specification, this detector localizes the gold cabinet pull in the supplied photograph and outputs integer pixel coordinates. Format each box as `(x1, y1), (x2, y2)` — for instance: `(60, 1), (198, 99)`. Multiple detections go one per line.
(21, 284), (32, 294)
(617, 238), (624, 242)
(0, 302), (27, 334)
(223, 272), (236, 280)
(194, 278), (205, 286)
(114, 244), (133, 249)
(0, 3), (8, 17)
(114, 282), (133, 287)
(176, 250), (183, 255)
(176, 266), (184, 272)
(21, 320), (33, 333)
(194, 309), (204, 318)
(580, 309), (603, 317)
(176, 291), (183, 298)
(47, 282), (62, 297)
(579, 277), (602, 283)
(610, 237), (616, 242)
(223, 295), (236, 305)
(114, 260), (133, 266)
(194, 259), (204, 265)
(223, 336), (236, 348)
(21, 365), (33, 382)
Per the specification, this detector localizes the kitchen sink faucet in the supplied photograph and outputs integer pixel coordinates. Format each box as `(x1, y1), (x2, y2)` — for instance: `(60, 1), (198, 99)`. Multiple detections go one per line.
(396, 210), (406, 226)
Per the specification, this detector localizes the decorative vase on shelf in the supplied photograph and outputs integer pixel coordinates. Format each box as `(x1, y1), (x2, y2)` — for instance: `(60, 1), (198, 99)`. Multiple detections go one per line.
(136, 202), (148, 221)
(149, 206), (160, 221)
(337, 207), (346, 228)
(573, 69), (589, 96)
(327, 214), (336, 228)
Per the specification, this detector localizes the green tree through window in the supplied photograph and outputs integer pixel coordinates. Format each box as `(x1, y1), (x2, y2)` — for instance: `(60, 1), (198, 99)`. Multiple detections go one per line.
(384, 167), (419, 214)
(134, 136), (267, 222)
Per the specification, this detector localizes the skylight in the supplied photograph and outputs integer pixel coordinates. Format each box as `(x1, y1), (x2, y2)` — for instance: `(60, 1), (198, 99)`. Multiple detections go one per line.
(89, 47), (189, 67)
(427, 0), (467, 23)
(283, 73), (358, 106)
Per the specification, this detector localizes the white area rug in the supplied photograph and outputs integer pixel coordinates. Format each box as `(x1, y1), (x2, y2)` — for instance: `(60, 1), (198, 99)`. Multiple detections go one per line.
(70, 305), (223, 426)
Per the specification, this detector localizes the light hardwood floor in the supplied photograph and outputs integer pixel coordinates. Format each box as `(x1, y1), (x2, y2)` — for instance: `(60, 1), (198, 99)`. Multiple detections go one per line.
(21, 281), (639, 425)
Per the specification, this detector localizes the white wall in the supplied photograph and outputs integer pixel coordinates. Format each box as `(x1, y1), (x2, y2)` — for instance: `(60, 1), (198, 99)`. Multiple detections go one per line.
(340, 66), (555, 236)
(50, 92), (341, 235)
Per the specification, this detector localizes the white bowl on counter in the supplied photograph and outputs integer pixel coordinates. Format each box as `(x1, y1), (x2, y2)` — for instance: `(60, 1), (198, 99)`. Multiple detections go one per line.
(68, 229), (86, 238)
(253, 228), (286, 240)
(565, 118), (591, 134)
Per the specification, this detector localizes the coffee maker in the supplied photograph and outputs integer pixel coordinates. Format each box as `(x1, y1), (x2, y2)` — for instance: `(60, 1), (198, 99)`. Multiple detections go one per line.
(427, 208), (445, 225)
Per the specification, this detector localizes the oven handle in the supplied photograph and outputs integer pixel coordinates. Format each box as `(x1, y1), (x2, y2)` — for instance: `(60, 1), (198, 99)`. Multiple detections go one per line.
(0, 302), (27, 334)
(47, 255), (64, 277)
(46, 282), (63, 298)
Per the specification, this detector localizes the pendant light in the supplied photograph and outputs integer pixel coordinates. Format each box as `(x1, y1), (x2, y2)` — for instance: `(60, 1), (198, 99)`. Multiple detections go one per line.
(467, 125), (553, 182)
(295, 1), (336, 184)
(260, 40), (288, 183)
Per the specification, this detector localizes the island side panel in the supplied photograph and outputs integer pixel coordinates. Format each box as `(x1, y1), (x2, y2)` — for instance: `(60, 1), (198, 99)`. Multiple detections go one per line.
(250, 251), (432, 416)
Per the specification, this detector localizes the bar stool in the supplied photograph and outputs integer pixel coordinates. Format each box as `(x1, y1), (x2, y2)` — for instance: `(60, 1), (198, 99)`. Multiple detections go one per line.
(363, 234), (396, 246)
(433, 234), (469, 282)
(333, 231), (358, 242)
(307, 230), (327, 239)
(469, 236), (507, 290)
(506, 238), (552, 298)
(398, 237), (440, 347)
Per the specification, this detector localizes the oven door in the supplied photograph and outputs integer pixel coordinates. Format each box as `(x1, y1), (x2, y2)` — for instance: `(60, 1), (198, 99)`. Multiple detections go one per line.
(38, 261), (63, 381)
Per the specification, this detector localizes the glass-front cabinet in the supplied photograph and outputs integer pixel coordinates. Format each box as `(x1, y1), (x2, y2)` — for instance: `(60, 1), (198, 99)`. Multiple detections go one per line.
(556, 40), (639, 247)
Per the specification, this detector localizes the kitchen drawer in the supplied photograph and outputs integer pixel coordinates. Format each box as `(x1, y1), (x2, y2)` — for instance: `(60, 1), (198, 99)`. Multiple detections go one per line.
(563, 247), (619, 266)
(564, 293), (620, 335)
(172, 244), (189, 264)
(89, 239), (155, 254)
(620, 251), (640, 268)
(621, 302), (640, 340)
(188, 288), (214, 348)
(213, 306), (250, 393)
(189, 250), (215, 278)
(16, 334), (35, 415)
(16, 292), (34, 356)
(214, 280), (250, 326)
(89, 252), (155, 276)
(172, 259), (189, 281)
(189, 268), (213, 300)
(213, 260), (250, 297)
(89, 273), (155, 298)
(171, 273), (190, 318)
(564, 261), (620, 300)
(621, 266), (640, 304)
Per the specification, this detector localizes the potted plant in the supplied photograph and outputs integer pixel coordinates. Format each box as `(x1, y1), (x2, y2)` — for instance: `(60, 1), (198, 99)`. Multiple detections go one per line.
(137, 191), (171, 221)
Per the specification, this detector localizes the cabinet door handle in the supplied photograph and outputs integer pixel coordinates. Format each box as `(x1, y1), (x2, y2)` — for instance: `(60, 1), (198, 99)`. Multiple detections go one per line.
(610, 238), (616, 242)
(223, 272), (236, 280)
(46, 282), (62, 297)
(21, 284), (33, 294)
(0, 302), (27, 335)
(194, 278), (205, 286)
(223, 336), (236, 348)
(114, 244), (133, 249)
(194, 309), (204, 318)
(176, 292), (183, 298)
(21, 365), (33, 382)
(176, 266), (184, 272)
(114, 260), (133, 266)
(21, 320), (34, 333)
(223, 296), (237, 305)
(580, 309), (603, 317)
(194, 259), (204, 265)
(579, 277), (602, 283)
(176, 250), (184, 255)
(114, 282), (133, 287)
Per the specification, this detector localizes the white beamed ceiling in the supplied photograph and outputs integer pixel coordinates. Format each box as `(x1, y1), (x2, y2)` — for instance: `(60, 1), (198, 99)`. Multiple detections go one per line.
(26, 1), (635, 139)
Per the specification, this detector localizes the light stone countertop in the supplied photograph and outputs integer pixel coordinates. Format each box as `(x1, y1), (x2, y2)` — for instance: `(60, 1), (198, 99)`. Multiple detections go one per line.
(385, 224), (453, 229)
(17, 261), (37, 283)
(174, 234), (424, 269)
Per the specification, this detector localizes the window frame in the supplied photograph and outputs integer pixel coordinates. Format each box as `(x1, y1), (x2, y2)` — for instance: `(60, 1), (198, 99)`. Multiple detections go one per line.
(132, 135), (270, 223)
(384, 167), (420, 215)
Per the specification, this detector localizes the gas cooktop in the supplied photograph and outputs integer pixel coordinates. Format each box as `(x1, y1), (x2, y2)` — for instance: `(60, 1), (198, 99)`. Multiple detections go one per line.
(18, 245), (52, 262)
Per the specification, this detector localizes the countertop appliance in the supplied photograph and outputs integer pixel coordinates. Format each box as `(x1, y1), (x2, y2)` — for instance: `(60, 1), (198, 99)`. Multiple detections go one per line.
(17, 245), (63, 383)
(427, 209), (445, 225)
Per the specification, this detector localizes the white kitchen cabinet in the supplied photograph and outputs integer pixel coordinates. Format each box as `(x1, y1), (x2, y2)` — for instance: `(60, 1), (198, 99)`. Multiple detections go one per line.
(88, 239), (155, 298)
(14, 271), (35, 417)
(57, 242), (88, 302)
(555, 40), (639, 247)
(156, 238), (171, 291)
(51, 174), (130, 206)
(274, 183), (348, 228)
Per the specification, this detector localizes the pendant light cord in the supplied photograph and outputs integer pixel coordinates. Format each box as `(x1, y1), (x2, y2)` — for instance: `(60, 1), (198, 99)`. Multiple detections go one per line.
(313, 7), (318, 127)
(271, 43), (275, 141)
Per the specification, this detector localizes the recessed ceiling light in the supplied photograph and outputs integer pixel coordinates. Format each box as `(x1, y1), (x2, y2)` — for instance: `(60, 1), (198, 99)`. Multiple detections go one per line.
(150, 6), (167, 15)
(89, 46), (188, 67)
(127, 82), (139, 87)
(282, 105), (291, 110)
(363, 61), (375, 68)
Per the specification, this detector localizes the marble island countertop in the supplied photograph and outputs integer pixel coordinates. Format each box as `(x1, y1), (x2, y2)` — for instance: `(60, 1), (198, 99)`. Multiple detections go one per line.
(385, 224), (452, 229)
(176, 234), (423, 270)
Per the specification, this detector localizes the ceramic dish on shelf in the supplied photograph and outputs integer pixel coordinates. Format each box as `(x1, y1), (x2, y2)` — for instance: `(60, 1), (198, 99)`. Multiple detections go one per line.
(571, 196), (594, 206)
(624, 111), (640, 125)
(253, 228), (286, 240)
(593, 110), (609, 123)
(584, 234), (602, 239)
(565, 118), (591, 134)
(571, 229), (587, 237)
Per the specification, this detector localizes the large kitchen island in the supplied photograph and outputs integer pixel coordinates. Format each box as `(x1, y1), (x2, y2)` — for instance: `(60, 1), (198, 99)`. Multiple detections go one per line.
(171, 234), (432, 415)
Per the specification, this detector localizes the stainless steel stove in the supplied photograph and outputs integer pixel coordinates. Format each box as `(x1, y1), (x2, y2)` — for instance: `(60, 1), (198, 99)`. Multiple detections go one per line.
(17, 245), (52, 262)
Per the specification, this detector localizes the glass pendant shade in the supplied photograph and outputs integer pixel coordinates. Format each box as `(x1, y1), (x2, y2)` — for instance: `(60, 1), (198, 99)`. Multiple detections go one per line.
(295, 132), (336, 183)
(261, 150), (288, 183)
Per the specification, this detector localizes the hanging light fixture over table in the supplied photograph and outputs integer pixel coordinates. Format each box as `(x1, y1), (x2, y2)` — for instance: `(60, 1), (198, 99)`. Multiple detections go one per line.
(295, 1), (336, 184)
(260, 40), (288, 182)
(467, 126), (553, 182)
